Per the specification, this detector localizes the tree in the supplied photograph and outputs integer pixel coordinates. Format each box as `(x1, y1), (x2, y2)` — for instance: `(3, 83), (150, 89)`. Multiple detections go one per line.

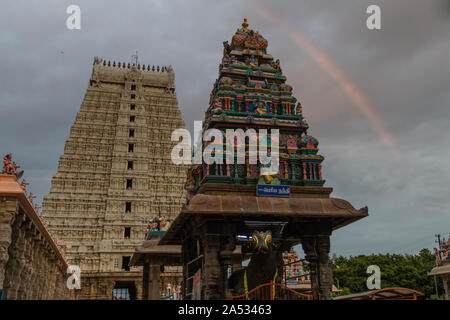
(332, 248), (443, 299)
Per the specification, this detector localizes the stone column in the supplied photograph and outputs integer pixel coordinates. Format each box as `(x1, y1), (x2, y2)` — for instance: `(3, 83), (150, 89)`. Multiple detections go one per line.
(135, 279), (142, 300)
(36, 245), (45, 299)
(301, 236), (319, 300)
(201, 233), (221, 300)
(219, 222), (236, 299)
(46, 261), (58, 300)
(219, 248), (233, 299)
(317, 235), (333, 300)
(301, 234), (333, 300)
(55, 270), (65, 299)
(104, 280), (115, 300)
(17, 225), (34, 299)
(0, 198), (16, 295)
(3, 218), (26, 299)
(142, 262), (149, 299)
(29, 236), (44, 299)
(181, 239), (190, 300)
(443, 275), (450, 300)
(148, 264), (161, 299)
(39, 246), (53, 300)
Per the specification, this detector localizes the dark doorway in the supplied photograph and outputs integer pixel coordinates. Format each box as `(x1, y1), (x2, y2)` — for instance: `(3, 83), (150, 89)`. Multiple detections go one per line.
(112, 281), (137, 300)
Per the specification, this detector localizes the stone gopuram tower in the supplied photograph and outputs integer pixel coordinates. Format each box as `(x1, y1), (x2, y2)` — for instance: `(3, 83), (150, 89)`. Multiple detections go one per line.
(42, 58), (186, 300)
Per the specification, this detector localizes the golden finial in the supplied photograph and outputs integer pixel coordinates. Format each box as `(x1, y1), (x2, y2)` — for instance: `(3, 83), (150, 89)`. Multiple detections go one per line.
(242, 18), (249, 29)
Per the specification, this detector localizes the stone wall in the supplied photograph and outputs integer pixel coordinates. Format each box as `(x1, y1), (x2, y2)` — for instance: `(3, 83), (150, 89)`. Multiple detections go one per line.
(0, 175), (74, 300)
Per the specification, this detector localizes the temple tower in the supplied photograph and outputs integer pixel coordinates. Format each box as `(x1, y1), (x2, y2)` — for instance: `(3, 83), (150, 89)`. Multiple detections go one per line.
(161, 19), (368, 300)
(42, 58), (186, 299)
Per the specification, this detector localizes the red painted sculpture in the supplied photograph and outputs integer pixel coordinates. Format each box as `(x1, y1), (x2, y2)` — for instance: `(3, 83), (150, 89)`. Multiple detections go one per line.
(2, 153), (24, 178)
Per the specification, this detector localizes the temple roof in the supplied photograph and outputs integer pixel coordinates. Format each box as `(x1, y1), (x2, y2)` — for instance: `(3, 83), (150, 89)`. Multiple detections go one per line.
(428, 261), (450, 276)
(183, 194), (367, 217)
(231, 18), (268, 50)
(160, 189), (368, 245)
(334, 287), (424, 300)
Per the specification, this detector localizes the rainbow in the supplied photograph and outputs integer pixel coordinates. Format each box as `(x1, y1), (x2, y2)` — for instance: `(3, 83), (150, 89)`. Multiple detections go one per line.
(245, 1), (402, 161)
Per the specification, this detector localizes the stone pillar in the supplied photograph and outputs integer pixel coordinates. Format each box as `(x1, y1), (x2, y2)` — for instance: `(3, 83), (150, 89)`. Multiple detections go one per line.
(135, 279), (142, 301)
(39, 246), (52, 300)
(201, 233), (221, 300)
(55, 270), (65, 299)
(46, 261), (58, 300)
(181, 239), (190, 300)
(443, 275), (450, 300)
(3, 217), (26, 299)
(219, 248), (233, 299)
(0, 198), (16, 295)
(148, 264), (161, 299)
(219, 223), (236, 299)
(17, 225), (34, 299)
(142, 262), (149, 299)
(29, 235), (43, 299)
(105, 280), (115, 300)
(301, 234), (333, 300)
(317, 235), (333, 300)
(301, 236), (319, 300)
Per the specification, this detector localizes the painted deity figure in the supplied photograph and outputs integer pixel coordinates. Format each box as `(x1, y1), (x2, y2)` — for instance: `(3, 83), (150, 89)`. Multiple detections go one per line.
(27, 193), (35, 205)
(254, 100), (266, 115)
(160, 218), (170, 232)
(166, 283), (172, 297)
(222, 41), (233, 65)
(3, 153), (16, 174)
(93, 56), (103, 65)
(286, 135), (298, 154)
(185, 172), (196, 202)
(249, 55), (258, 67)
(211, 98), (224, 114)
(20, 179), (29, 192)
(271, 59), (281, 70)
(434, 247), (441, 265)
(2, 153), (24, 178)
(223, 41), (231, 56)
(149, 219), (160, 232)
(295, 102), (303, 115)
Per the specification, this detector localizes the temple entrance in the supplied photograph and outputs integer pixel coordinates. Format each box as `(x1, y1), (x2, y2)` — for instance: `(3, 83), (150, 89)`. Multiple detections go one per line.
(112, 281), (136, 300)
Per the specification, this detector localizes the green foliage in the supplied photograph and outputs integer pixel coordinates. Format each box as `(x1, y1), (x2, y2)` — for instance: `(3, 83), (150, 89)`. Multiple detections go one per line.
(332, 248), (443, 299)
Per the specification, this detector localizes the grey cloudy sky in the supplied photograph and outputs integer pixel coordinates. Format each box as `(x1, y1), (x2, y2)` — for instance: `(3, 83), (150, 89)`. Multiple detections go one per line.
(1, 0), (449, 257)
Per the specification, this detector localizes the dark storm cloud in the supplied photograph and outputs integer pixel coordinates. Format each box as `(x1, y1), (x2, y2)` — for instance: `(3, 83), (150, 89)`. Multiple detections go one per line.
(1, 0), (449, 256)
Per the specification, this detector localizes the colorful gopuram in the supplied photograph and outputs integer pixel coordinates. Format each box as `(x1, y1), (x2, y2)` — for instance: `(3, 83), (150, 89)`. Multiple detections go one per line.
(161, 19), (368, 300)
(282, 249), (309, 284)
(185, 18), (324, 197)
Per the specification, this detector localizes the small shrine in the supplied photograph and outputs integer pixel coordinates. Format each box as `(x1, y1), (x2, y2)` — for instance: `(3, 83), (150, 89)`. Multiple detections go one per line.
(161, 19), (368, 300)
